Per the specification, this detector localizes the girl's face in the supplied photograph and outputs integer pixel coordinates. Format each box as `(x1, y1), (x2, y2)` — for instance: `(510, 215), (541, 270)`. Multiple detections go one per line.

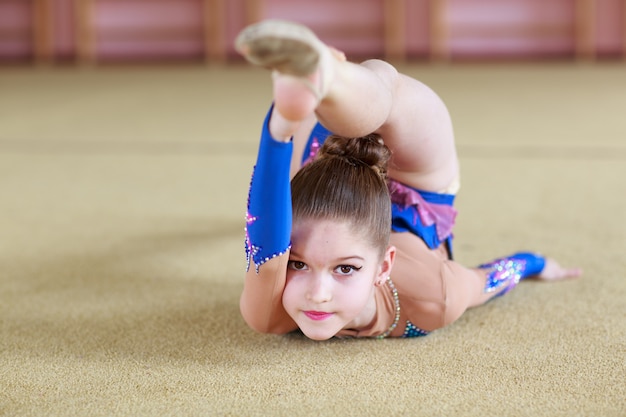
(283, 219), (394, 340)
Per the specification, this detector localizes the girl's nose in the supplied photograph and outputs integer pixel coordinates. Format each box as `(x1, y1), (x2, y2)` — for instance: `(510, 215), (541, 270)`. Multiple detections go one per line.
(307, 274), (332, 303)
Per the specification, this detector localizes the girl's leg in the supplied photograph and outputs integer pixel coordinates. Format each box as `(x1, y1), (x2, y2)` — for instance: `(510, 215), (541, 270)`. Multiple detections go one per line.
(317, 59), (459, 191)
(237, 20), (458, 191)
(391, 233), (582, 331)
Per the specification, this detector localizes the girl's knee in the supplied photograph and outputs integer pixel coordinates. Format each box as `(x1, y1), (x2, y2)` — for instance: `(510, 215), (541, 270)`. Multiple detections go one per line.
(360, 59), (399, 87)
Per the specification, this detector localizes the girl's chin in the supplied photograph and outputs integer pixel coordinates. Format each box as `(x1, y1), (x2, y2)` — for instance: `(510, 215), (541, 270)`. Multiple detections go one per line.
(301, 330), (335, 341)
(297, 322), (341, 341)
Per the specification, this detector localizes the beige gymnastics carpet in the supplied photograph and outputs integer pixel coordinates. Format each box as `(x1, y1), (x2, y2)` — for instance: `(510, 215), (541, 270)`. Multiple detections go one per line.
(0, 63), (624, 417)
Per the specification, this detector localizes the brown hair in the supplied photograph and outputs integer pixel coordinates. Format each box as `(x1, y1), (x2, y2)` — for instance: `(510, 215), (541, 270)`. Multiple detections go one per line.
(291, 133), (392, 257)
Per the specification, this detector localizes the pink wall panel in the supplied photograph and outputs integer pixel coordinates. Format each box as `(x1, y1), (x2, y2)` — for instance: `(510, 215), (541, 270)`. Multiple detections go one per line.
(0, 1), (33, 59)
(94, 0), (205, 60)
(0, 0), (624, 62)
(446, 0), (575, 58)
(0, 0), (76, 60)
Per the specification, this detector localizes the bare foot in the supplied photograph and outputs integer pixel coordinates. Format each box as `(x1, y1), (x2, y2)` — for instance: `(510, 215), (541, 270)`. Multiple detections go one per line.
(536, 258), (582, 281)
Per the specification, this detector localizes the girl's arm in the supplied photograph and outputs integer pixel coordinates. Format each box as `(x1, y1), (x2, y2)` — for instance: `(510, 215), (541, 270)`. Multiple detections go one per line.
(240, 107), (298, 334)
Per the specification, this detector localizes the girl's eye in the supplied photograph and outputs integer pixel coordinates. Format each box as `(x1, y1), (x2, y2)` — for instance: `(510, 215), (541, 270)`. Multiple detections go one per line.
(335, 265), (361, 275)
(288, 261), (307, 271)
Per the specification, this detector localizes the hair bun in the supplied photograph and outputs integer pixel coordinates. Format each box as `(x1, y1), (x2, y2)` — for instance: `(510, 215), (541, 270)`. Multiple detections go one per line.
(317, 133), (391, 179)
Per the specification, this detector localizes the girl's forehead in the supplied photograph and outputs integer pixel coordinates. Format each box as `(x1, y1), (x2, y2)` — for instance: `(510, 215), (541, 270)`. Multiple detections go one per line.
(292, 218), (352, 238)
(291, 219), (377, 256)
(292, 218), (366, 238)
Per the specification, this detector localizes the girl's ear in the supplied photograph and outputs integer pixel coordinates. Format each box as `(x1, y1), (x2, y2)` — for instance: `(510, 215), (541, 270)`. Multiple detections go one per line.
(375, 245), (396, 286)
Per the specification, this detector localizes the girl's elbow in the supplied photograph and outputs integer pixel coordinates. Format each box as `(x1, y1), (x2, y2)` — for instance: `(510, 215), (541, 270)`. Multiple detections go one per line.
(239, 298), (292, 335)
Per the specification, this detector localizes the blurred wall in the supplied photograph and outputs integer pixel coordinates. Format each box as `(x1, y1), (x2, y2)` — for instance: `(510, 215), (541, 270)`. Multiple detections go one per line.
(0, 0), (624, 64)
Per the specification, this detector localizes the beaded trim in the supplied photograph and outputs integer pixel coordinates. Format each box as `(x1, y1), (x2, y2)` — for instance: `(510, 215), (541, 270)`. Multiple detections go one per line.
(402, 320), (430, 338)
(376, 276), (401, 339)
(244, 209), (291, 273)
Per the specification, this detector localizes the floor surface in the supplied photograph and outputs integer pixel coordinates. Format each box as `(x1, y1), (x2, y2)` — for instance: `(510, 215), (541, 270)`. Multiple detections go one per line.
(1, 63), (624, 416)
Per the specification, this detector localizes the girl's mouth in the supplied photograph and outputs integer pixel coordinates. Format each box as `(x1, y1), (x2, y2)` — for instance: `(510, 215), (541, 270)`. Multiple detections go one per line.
(304, 311), (334, 321)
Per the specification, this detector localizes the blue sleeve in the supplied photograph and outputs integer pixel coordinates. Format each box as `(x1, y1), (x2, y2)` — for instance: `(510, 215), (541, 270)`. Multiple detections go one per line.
(479, 252), (546, 296)
(245, 107), (293, 272)
(510, 252), (546, 278)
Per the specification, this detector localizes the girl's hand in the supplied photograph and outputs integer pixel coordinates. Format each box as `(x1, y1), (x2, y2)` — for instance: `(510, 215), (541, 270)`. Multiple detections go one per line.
(536, 258), (582, 281)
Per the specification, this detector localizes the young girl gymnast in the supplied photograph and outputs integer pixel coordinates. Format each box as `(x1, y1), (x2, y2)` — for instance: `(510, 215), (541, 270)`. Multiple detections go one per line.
(237, 20), (581, 340)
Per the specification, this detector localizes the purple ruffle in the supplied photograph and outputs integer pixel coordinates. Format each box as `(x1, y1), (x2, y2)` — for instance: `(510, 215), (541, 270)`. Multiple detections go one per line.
(388, 179), (457, 241)
(302, 137), (456, 242)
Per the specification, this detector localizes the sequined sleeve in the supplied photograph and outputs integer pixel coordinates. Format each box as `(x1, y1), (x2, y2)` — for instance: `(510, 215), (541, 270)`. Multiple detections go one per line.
(479, 252), (546, 296)
(245, 106), (293, 273)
